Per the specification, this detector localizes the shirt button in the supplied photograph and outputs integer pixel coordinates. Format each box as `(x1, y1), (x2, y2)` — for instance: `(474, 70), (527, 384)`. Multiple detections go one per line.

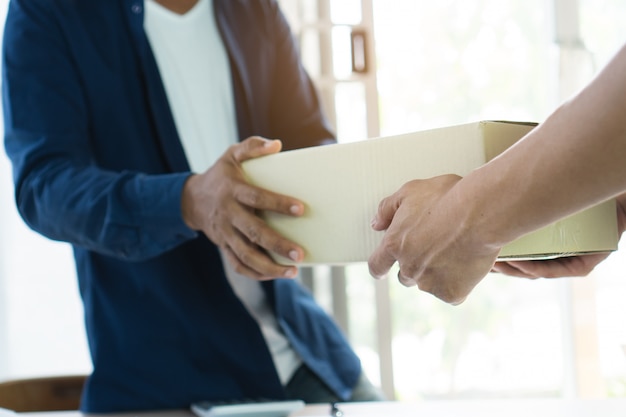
(131, 4), (142, 14)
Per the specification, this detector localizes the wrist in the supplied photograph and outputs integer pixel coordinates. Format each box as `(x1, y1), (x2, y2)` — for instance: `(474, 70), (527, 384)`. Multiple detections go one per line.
(181, 173), (200, 230)
(452, 174), (512, 256)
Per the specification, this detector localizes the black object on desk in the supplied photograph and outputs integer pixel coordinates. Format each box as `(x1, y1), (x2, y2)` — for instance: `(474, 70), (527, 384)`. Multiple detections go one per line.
(330, 402), (343, 417)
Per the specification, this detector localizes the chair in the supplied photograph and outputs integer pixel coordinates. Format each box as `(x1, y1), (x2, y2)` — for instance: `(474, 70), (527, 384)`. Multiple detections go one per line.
(0, 375), (86, 412)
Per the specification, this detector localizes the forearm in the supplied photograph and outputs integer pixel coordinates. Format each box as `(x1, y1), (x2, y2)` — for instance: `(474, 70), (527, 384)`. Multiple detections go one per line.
(15, 159), (196, 261)
(368, 43), (626, 303)
(456, 44), (626, 250)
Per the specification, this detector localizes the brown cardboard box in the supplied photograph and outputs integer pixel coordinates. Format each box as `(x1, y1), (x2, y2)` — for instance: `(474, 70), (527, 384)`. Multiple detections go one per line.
(242, 121), (618, 265)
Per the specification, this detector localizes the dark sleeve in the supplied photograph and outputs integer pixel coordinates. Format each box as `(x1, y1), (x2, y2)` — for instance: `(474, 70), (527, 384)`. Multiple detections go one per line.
(2, 0), (197, 261)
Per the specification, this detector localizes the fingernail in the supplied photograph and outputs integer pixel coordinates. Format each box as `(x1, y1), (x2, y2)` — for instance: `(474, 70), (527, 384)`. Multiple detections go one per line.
(290, 204), (302, 215)
(284, 268), (297, 278)
(289, 250), (300, 261)
(370, 216), (378, 228)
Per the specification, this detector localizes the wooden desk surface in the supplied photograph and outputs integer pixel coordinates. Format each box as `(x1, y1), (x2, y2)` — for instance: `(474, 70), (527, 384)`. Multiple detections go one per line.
(11, 398), (626, 417)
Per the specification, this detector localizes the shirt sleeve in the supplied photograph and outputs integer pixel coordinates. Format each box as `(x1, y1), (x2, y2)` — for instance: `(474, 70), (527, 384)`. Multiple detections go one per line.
(2, 0), (198, 261)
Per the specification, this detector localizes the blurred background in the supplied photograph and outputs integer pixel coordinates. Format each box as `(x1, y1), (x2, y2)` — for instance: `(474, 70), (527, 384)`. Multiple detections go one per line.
(1, 0), (625, 402)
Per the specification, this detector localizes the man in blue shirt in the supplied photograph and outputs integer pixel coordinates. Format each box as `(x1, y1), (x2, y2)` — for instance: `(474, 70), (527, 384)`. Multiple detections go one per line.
(2, 0), (383, 412)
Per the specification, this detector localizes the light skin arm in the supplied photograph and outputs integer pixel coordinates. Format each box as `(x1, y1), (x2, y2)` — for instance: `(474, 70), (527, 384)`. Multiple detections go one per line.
(368, 43), (626, 304)
(181, 137), (305, 280)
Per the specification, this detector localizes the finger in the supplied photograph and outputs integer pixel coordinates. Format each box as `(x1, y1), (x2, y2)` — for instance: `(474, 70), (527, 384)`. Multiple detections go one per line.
(449, 295), (468, 306)
(492, 261), (539, 278)
(223, 245), (298, 281)
(232, 181), (305, 217)
(209, 216), (262, 278)
(397, 269), (417, 287)
(222, 245), (266, 280)
(506, 259), (586, 278)
(231, 136), (282, 162)
(371, 193), (401, 231)
(226, 233), (300, 280)
(231, 210), (304, 264)
(506, 260), (558, 277)
(368, 242), (397, 279)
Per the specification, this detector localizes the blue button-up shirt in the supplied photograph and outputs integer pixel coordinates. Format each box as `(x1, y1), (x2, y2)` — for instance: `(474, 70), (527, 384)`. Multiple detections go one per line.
(2, 0), (360, 411)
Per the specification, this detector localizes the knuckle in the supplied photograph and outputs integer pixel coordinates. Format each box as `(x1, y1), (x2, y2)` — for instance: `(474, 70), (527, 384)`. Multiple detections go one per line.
(368, 261), (383, 278)
(245, 225), (262, 244)
(224, 144), (240, 159)
(232, 262), (246, 275)
(381, 235), (400, 255)
(206, 222), (224, 244)
(229, 142), (243, 154)
(414, 279), (432, 294)
(377, 196), (389, 211)
(238, 187), (263, 207)
(271, 241), (290, 257)
(414, 275), (457, 304)
(432, 286), (461, 305)
(236, 250), (253, 266)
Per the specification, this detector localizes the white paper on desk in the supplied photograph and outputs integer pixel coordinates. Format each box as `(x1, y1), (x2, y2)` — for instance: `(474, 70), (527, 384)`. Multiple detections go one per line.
(242, 121), (618, 265)
(0, 408), (16, 416)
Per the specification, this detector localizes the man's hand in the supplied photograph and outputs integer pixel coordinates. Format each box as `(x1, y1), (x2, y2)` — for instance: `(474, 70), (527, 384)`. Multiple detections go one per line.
(181, 136), (305, 280)
(367, 175), (500, 305)
(492, 253), (611, 278)
(493, 192), (626, 279)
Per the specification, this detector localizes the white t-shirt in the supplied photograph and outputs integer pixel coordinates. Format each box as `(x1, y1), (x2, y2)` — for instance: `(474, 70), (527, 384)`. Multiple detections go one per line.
(143, 0), (302, 384)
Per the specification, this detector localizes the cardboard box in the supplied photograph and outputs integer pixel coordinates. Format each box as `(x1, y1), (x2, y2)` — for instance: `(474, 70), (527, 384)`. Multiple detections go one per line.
(242, 121), (618, 265)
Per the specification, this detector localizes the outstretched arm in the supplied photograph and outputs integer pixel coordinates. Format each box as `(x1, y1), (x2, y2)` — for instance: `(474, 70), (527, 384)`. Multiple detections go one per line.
(368, 43), (626, 304)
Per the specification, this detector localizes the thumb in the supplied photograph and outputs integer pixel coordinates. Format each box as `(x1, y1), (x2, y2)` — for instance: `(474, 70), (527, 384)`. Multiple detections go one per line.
(233, 136), (283, 162)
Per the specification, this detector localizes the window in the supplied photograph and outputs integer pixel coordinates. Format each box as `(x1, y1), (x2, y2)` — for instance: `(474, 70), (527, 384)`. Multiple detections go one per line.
(281, 0), (626, 401)
(371, 0), (559, 400)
